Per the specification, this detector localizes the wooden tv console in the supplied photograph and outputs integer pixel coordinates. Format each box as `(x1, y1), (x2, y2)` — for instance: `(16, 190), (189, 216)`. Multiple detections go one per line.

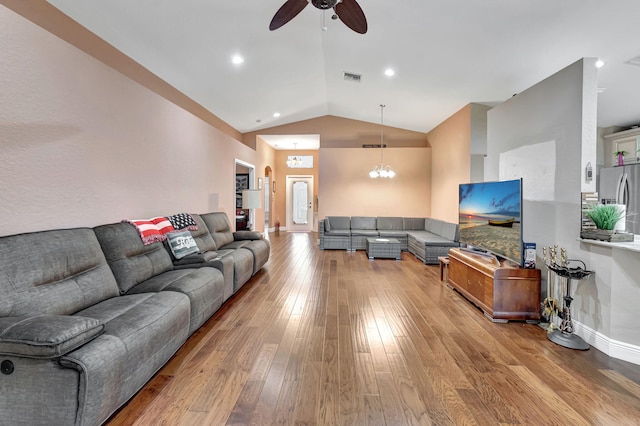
(447, 248), (541, 323)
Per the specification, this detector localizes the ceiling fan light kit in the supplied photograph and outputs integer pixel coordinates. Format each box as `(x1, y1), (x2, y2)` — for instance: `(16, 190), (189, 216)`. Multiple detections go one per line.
(270, 0), (368, 34)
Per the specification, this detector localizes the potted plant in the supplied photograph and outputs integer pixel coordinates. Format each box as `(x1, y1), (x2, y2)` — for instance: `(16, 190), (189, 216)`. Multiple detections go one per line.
(614, 150), (628, 166)
(586, 204), (623, 232)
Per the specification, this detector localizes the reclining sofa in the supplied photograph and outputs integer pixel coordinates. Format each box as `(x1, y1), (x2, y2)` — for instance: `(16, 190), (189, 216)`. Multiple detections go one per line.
(320, 216), (459, 264)
(0, 211), (269, 426)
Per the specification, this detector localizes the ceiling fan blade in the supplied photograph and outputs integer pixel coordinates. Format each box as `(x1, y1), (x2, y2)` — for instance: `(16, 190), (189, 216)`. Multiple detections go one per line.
(334, 0), (367, 34)
(269, 0), (309, 31)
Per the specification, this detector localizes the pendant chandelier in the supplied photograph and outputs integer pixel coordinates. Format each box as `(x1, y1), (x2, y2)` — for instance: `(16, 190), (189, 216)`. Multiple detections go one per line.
(286, 142), (303, 168)
(369, 104), (395, 178)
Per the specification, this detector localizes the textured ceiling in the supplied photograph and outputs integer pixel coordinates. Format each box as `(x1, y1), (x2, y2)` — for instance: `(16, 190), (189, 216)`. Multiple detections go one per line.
(47, 0), (640, 140)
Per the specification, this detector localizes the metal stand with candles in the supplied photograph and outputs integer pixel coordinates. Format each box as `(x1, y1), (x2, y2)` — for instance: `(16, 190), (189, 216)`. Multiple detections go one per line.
(544, 253), (594, 350)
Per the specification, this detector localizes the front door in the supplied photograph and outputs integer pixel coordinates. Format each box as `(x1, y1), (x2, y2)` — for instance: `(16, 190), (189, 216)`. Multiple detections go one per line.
(286, 176), (313, 232)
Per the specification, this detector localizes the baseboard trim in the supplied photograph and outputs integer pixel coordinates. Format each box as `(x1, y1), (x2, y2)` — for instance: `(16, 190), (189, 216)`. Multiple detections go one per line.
(574, 321), (640, 366)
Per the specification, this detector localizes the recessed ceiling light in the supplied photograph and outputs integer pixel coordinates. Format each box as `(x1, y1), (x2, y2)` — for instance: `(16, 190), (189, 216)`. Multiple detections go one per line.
(595, 59), (605, 68)
(273, 112), (281, 118)
(384, 68), (395, 77)
(231, 55), (244, 65)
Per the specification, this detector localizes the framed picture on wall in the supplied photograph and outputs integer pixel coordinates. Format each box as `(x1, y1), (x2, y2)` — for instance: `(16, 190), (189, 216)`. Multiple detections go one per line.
(235, 174), (249, 192)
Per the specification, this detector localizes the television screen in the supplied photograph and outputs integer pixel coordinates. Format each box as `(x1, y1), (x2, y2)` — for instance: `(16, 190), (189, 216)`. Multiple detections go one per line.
(458, 178), (523, 266)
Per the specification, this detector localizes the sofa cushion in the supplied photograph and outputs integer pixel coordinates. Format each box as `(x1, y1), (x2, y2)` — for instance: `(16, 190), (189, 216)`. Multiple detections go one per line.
(0, 315), (104, 359)
(94, 222), (174, 294)
(351, 216), (377, 230)
(188, 214), (218, 252)
(166, 231), (199, 260)
(0, 228), (120, 317)
(65, 291), (191, 426)
(200, 212), (235, 249)
(441, 222), (459, 241)
(123, 268), (225, 334)
(377, 217), (403, 231)
(324, 219), (331, 232)
(403, 217), (425, 230)
(428, 219), (444, 236)
(327, 216), (351, 231)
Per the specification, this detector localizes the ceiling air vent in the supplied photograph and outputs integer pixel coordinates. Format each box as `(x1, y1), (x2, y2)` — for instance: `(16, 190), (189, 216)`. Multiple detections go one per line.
(362, 144), (386, 148)
(343, 72), (362, 82)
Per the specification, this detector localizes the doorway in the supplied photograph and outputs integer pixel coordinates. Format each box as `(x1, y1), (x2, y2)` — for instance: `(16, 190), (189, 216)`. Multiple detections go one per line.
(286, 175), (314, 232)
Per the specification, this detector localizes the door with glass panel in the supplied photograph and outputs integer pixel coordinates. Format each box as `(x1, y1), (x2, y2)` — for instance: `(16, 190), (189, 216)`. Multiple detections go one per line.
(286, 176), (313, 232)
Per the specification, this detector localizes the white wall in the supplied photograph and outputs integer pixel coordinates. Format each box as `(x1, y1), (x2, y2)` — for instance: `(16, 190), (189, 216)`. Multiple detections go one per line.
(487, 58), (640, 365)
(0, 5), (257, 235)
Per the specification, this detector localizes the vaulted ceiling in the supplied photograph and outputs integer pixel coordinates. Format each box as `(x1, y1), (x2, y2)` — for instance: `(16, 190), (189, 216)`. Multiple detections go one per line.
(42, 0), (640, 140)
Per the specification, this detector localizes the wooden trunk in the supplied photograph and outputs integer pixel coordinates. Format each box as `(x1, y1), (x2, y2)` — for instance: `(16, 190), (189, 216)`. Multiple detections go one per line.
(447, 248), (541, 322)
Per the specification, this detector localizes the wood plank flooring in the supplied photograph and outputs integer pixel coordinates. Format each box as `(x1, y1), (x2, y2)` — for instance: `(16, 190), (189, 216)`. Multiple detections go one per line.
(106, 231), (640, 425)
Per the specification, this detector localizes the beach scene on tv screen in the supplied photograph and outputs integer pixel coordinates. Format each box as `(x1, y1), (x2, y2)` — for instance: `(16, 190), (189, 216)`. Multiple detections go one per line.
(459, 180), (521, 263)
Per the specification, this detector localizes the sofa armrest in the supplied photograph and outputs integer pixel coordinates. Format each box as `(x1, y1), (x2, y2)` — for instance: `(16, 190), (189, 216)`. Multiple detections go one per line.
(233, 231), (263, 241)
(173, 251), (219, 266)
(0, 315), (104, 359)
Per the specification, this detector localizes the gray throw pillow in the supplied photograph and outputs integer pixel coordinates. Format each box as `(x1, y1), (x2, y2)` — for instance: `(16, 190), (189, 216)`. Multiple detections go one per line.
(166, 231), (199, 259)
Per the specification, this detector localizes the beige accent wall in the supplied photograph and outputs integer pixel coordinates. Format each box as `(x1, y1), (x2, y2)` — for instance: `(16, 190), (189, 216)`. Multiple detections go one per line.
(0, 5), (275, 235)
(318, 148), (431, 218)
(427, 104), (472, 223)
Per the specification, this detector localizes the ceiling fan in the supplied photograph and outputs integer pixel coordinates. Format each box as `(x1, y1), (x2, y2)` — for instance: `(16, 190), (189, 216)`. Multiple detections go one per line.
(269, 0), (368, 34)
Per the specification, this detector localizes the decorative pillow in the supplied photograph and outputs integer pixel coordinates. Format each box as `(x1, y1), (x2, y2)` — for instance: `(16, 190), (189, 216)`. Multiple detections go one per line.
(166, 231), (199, 259)
(324, 219), (331, 232)
(167, 213), (198, 231)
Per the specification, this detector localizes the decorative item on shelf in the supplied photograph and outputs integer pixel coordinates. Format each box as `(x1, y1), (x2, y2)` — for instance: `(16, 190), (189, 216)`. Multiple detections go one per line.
(614, 150), (627, 166)
(241, 189), (262, 231)
(369, 104), (395, 178)
(580, 203), (634, 242)
(286, 142), (303, 168)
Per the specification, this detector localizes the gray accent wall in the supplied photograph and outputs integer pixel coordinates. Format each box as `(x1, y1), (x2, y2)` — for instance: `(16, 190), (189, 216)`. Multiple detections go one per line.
(487, 58), (640, 365)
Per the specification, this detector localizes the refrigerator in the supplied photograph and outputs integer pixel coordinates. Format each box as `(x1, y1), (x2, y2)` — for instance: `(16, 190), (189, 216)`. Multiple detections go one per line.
(599, 163), (640, 234)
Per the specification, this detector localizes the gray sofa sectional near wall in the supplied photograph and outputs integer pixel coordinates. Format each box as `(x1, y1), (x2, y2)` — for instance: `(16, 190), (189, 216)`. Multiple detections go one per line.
(319, 215), (459, 264)
(0, 212), (269, 426)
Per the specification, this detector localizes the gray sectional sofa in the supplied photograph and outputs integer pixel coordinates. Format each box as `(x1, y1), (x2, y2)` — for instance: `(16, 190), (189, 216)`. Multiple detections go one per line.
(320, 216), (459, 264)
(0, 212), (269, 426)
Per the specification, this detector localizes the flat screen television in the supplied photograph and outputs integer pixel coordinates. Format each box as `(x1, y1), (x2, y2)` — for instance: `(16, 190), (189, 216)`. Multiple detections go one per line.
(458, 178), (523, 266)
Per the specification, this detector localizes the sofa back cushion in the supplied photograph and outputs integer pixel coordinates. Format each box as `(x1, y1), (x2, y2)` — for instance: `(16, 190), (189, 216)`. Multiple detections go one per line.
(200, 212), (235, 249)
(327, 216), (351, 230)
(350, 216), (376, 230)
(429, 219), (444, 236)
(188, 214), (217, 252)
(0, 228), (120, 316)
(403, 217), (425, 230)
(441, 222), (460, 242)
(94, 222), (173, 294)
(377, 217), (403, 231)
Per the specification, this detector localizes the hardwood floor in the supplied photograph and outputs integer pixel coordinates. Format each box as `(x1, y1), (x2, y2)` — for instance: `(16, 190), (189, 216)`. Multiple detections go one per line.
(107, 231), (640, 425)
